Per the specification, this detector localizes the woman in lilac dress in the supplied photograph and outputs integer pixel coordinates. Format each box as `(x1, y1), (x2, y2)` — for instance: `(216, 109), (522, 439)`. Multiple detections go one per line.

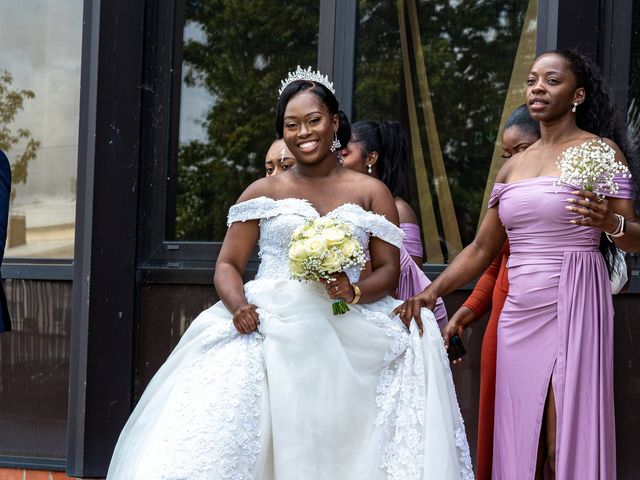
(396, 50), (640, 479)
(340, 120), (448, 326)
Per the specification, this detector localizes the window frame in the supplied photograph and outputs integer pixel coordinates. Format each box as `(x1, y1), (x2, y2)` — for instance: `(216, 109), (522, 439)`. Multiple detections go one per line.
(135, 0), (356, 285)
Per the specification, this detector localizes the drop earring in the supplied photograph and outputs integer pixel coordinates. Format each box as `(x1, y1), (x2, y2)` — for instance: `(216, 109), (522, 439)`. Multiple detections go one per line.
(571, 102), (577, 113)
(330, 133), (341, 152)
(367, 164), (372, 174)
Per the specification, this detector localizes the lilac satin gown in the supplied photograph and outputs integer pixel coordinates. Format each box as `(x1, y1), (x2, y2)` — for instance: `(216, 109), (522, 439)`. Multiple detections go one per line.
(489, 174), (633, 480)
(398, 223), (448, 327)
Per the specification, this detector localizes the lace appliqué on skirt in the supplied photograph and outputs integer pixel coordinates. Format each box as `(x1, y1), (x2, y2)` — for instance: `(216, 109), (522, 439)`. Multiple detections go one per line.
(358, 300), (425, 480)
(148, 323), (265, 480)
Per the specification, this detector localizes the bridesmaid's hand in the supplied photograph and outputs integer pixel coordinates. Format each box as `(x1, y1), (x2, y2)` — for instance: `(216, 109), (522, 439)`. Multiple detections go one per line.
(232, 303), (260, 334)
(392, 288), (438, 336)
(565, 190), (619, 232)
(442, 306), (475, 365)
(322, 272), (355, 303)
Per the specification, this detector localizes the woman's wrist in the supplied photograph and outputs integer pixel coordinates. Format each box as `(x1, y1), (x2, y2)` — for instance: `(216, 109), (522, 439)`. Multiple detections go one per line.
(349, 284), (361, 304)
(454, 306), (478, 328)
(605, 213), (626, 238)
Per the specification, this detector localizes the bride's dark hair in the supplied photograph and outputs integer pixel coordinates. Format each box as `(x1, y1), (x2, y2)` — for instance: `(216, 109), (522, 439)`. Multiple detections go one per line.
(275, 80), (351, 149)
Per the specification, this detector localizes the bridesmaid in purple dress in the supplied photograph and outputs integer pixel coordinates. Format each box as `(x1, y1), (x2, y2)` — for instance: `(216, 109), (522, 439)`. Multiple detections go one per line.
(340, 120), (448, 326)
(395, 50), (640, 479)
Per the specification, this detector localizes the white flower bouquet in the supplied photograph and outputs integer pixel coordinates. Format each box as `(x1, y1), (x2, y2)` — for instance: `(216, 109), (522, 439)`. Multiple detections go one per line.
(555, 139), (631, 193)
(289, 217), (366, 315)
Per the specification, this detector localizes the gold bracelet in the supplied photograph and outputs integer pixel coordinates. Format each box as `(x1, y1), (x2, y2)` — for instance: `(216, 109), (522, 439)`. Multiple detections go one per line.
(349, 284), (361, 304)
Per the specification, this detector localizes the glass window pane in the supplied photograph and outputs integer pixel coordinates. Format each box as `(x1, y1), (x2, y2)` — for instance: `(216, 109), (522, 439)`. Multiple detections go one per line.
(0, 0), (83, 259)
(353, 0), (537, 263)
(169, 2), (320, 242)
(0, 280), (71, 460)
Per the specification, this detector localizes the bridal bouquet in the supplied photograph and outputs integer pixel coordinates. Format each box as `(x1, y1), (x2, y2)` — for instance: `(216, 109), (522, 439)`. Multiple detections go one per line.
(555, 139), (631, 193)
(289, 217), (366, 315)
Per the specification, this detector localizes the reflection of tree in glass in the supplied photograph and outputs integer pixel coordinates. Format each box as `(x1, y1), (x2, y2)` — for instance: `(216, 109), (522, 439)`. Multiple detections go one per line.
(175, 0), (319, 241)
(354, 0), (527, 236)
(0, 70), (40, 203)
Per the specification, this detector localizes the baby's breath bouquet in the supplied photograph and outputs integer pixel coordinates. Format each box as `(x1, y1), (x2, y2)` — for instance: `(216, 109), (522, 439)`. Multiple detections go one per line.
(555, 139), (631, 193)
(289, 217), (366, 315)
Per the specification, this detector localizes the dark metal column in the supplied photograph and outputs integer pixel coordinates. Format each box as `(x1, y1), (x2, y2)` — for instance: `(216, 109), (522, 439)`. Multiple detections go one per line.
(318, 0), (357, 118)
(67, 0), (145, 476)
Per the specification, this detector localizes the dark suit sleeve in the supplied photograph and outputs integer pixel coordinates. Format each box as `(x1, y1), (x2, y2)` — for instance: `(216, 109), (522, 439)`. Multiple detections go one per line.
(0, 150), (11, 260)
(0, 150), (11, 332)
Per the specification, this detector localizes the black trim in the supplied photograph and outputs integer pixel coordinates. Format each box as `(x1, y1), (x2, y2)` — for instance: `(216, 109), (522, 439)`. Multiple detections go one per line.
(332, 0), (357, 118)
(1, 262), (72, 281)
(598, 0), (634, 113)
(0, 456), (66, 472)
(136, 260), (640, 294)
(318, 0), (356, 117)
(137, 0), (182, 263)
(318, 0), (337, 80)
(66, 0), (145, 476)
(536, 0), (559, 54)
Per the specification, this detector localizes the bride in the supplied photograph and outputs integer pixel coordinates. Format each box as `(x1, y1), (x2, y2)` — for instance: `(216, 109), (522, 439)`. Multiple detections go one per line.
(107, 67), (473, 480)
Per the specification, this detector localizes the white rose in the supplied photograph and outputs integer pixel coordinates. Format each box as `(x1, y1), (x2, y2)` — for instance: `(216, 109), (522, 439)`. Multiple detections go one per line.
(304, 236), (327, 258)
(340, 238), (360, 258)
(323, 226), (346, 246)
(288, 240), (307, 261)
(321, 249), (343, 273)
(290, 259), (305, 277)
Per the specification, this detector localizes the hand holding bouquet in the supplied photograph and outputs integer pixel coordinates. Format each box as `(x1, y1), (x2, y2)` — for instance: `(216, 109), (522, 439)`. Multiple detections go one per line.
(289, 217), (366, 314)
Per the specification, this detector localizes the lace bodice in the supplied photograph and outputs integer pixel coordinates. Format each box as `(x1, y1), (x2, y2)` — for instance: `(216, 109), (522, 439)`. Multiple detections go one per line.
(228, 197), (404, 283)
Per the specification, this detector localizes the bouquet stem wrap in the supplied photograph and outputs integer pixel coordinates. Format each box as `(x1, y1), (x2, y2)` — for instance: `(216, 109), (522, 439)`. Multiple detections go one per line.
(332, 299), (349, 315)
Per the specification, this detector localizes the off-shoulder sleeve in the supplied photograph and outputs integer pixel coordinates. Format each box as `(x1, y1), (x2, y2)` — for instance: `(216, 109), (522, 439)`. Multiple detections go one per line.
(597, 174), (635, 200)
(334, 204), (405, 248)
(227, 196), (277, 226)
(488, 183), (507, 208)
(400, 223), (424, 258)
(365, 213), (404, 248)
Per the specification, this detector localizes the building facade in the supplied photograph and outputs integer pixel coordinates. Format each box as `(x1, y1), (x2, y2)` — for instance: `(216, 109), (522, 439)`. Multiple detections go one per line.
(0, 0), (638, 478)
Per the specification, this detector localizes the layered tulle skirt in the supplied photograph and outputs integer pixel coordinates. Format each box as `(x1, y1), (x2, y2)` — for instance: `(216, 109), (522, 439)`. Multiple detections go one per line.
(107, 279), (473, 480)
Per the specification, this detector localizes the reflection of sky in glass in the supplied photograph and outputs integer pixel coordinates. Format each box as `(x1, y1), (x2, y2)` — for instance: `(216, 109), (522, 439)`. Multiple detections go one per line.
(0, 0), (82, 206)
(0, 0), (82, 257)
(179, 22), (217, 144)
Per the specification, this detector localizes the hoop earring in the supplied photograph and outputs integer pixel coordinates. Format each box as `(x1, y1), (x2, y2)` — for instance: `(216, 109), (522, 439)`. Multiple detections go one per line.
(367, 164), (372, 174)
(330, 133), (341, 152)
(571, 102), (578, 113)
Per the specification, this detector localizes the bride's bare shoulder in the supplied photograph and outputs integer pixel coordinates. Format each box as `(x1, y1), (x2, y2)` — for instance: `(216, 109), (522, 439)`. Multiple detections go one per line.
(235, 175), (284, 203)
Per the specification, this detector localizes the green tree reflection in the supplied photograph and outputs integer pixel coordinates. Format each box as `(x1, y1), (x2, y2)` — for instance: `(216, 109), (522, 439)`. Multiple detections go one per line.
(175, 0), (319, 241)
(354, 0), (528, 246)
(0, 70), (40, 203)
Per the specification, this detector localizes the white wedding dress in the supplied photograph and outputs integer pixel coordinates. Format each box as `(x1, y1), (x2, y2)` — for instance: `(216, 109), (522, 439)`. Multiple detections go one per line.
(107, 197), (473, 480)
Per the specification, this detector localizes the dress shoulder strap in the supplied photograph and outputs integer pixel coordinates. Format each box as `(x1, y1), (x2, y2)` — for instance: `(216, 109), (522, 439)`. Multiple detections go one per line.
(488, 183), (507, 208)
(333, 204), (404, 248)
(227, 196), (278, 226)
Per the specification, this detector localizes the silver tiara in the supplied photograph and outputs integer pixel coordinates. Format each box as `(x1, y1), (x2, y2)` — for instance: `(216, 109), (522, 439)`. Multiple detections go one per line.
(278, 65), (335, 97)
